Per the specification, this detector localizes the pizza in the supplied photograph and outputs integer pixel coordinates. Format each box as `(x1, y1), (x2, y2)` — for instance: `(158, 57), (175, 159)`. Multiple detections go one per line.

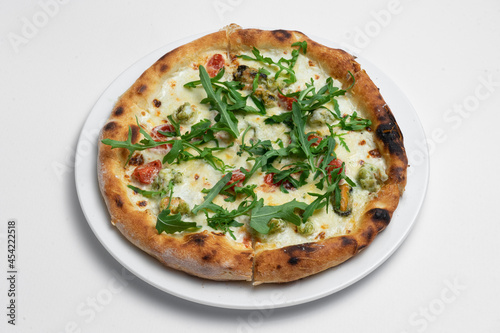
(98, 25), (407, 284)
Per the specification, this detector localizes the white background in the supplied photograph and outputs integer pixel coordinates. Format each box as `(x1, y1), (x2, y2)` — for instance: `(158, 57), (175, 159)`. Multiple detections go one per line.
(0, 0), (499, 332)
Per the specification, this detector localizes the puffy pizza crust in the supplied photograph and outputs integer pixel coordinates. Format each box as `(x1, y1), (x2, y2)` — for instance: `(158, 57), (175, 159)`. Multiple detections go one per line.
(98, 25), (407, 284)
(98, 30), (253, 281)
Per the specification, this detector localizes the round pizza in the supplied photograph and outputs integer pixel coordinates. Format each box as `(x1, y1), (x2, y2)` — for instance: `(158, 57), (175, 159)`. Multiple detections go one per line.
(98, 25), (407, 284)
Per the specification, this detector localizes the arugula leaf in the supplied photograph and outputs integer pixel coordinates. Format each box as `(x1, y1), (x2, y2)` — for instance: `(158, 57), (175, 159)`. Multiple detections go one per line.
(267, 161), (310, 193)
(127, 185), (167, 198)
(250, 199), (308, 234)
(238, 42), (307, 85)
(192, 173), (232, 214)
(252, 68), (271, 92)
(292, 41), (307, 54)
(200, 181), (259, 239)
(180, 119), (212, 142)
(313, 136), (337, 189)
(156, 209), (199, 234)
(198, 66), (239, 138)
(335, 111), (372, 131)
(291, 102), (316, 172)
(302, 182), (338, 222)
(101, 117), (169, 164)
(264, 112), (293, 127)
(162, 140), (183, 164)
(221, 182), (258, 203)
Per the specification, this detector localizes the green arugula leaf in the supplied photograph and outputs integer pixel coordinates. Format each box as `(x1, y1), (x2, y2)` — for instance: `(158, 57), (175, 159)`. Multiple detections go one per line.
(192, 173), (232, 214)
(198, 65), (239, 138)
(250, 199), (308, 234)
(101, 117), (169, 164)
(127, 185), (167, 198)
(335, 111), (372, 131)
(166, 115), (181, 136)
(291, 102), (316, 172)
(156, 209), (199, 234)
(264, 112), (293, 126)
(162, 140), (183, 164)
(291, 41), (307, 54)
(201, 183), (259, 239)
(238, 42), (307, 85)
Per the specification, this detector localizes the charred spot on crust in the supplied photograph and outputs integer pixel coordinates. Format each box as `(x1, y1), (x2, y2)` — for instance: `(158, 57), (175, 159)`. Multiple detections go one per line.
(376, 123), (405, 157)
(160, 64), (169, 73)
(368, 208), (391, 231)
(271, 30), (291, 42)
(288, 257), (299, 265)
(341, 236), (357, 247)
(277, 265), (282, 269)
(283, 243), (318, 255)
(114, 194), (123, 208)
(361, 225), (375, 243)
(202, 250), (217, 261)
(138, 201), (147, 207)
(389, 166), (407, 182)
(130, 125), (140, 144)
(113, 106), (124, 116)
(185, 234), (207, 246)
(137, 84), (147, 94)
(104, 121), (117, 131)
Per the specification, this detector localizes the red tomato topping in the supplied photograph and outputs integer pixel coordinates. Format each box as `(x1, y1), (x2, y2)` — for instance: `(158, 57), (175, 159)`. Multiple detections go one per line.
(264, 173), (295, 190)
(227, 169), (246, 189)
(206, 54), (225, 77)
(278, 93), (297, 111)
(150, 124), (175, 153)
(264, 173), (276, 186)
(308, 134), (323, 147)
(132, 160), (162, 184)
(151, 124), (175, 139)
(326, 158), (344, 178)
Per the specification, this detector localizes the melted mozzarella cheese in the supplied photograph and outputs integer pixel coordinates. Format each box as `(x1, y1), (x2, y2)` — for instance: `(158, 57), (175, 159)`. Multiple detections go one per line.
(124, 49), (387, 249)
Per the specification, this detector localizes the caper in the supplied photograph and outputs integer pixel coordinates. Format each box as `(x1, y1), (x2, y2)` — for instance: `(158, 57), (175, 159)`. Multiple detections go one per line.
(159, 197), (190, 215)
(357, 163), (385, 192)
(254, 88), (277, 108)
(297, 221), (314, 235)
(268, 218), (286, 234)
(173, 102), (194, 123)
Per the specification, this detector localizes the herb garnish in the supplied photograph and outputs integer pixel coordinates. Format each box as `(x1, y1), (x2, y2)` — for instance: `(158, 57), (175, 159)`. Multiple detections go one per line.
(238, 41), (307, 85)
(101, 117), (170, 164)
(155, 181), (200, 234)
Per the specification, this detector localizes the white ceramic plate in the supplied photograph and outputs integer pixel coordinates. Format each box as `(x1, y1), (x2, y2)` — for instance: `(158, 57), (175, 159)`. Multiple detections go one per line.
(75, 32), (429, 310)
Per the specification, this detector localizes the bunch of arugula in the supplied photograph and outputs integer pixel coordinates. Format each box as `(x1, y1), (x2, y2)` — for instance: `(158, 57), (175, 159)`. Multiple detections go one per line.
(237, 41), (307, 85)
(184, 66), (267, 138)
(101, 116), (234, 173)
